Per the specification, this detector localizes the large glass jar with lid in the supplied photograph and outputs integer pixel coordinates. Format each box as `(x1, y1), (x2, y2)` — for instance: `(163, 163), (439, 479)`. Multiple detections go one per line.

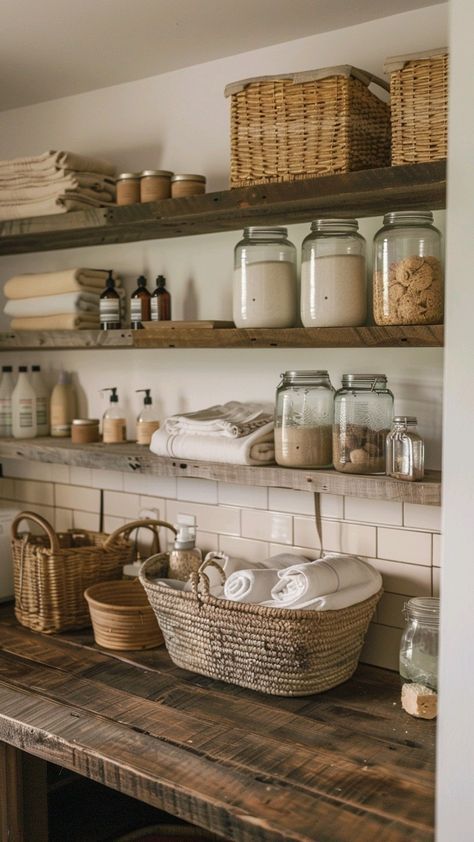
(301, 219), (367, 327)
(275, 371), (334, 468)
(386, 416), (425, 481)
(373, 211), (443, 325)
(333, 374), (394, 474)
(400, 597), (439, 691)
(233, 227), (297, 328)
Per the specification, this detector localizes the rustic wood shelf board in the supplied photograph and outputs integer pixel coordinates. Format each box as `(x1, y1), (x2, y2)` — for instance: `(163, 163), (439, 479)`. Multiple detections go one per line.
(0, 437), (441, 504)
(0, 161), (446, 255)
(0, 324), (444, 350)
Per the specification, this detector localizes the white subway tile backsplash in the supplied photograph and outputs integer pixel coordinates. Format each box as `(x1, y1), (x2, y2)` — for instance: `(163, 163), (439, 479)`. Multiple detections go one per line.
(138, 496), (165, 518)
(241, 509), (292, 544)
(92, 469), (123, 491)
(368, 558), (431, 596)
(14, 479), (54, 506)
(268, 488), (314, 516)
(218, 535), (269, 563)
(269, 542), (318, 560)
(293, 517), (376, 557)
(73, 510), (100, 532)
(55, 484), (100, 513)
(344, 497), (403, 527)
(432, 534), (442, 566)
(432, 567), (440, 597)
(404, 504), (442, 532)
(123, 472), (177, 499)
(218, 482), (268, 510)
(320, 494), (344, 520)
(177, 477), (218, 504)
(360, 623), (402, 671)
(18, 504), (55, 529)
(1, 459), (52, 481)
(48, 464), (71, 484)
(69, 467), (93, 486)
(196, 530), (219, 554)
(377, 527), (432, 566)
(0, 478), (15, 499)
(103, 491), (140, 520)
(103, 515), (126, 534)
(55, 508), (73, 532)
(377, 593), (407, 629)
(166, 499), (240, 536)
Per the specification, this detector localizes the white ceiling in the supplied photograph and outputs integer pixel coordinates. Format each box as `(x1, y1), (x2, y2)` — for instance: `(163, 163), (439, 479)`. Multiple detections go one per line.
(1, 0), (444, 111)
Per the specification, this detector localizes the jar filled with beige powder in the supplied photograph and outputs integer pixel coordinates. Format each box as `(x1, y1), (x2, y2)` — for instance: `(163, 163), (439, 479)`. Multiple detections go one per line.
(275, 371), (335, 468)
(233, 227), (297, 328)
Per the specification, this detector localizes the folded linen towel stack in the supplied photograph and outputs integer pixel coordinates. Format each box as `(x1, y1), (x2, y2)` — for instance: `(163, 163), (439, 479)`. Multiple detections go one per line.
(4, 268), (122, 330)
(150, 401), (275, 466)
(0, 150), (117, 220)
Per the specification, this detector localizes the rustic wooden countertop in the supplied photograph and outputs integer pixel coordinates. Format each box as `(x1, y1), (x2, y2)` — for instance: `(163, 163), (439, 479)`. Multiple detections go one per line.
(0, 606), (435, 842)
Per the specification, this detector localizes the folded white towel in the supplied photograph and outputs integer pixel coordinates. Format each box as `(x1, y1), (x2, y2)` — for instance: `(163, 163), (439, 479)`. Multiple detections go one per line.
(201, 551), (263, 596)
(165, 400), (274, 438)
(5, 292), (99, 318)
(150, 424), (275, 466)
(266, 555), (382, 610)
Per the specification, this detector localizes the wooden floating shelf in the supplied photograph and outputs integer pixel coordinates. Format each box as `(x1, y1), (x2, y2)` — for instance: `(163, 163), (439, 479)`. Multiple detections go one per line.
(0, 324), (444, 350)
(0, 437), (442, 505)
(0, 161), (446, 255)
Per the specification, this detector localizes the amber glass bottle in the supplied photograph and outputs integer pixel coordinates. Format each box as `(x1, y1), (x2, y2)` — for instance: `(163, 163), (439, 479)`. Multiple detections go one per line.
(150, 275), (171, 321)
(130, 275), (151, 329)
(100, 271), (121, 330)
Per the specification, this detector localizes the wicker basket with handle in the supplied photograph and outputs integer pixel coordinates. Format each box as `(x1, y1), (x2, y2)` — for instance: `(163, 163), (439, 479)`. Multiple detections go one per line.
(140, 555), (382, 697)
(224, 65), (391, 188)
(11, 513), (169, 634)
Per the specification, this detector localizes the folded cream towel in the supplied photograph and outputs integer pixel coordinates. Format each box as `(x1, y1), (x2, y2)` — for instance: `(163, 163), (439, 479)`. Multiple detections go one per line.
(165, 401), (274, 438)
(201, 551), (263, 596)
(0, 150), (116, 178)
(0, 185), (115, 205)
(5, 269), (119, 299)
(5, 292), (99, 318)
(0, 191), (116, 220)
(150, 424), (275, 466)
(10, 314), (100, 331)
(266, 555), (382, 610)
(224, 568), (281, 603)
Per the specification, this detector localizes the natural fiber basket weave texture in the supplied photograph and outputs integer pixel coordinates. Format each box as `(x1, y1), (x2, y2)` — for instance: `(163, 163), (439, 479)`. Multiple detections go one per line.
(140, 556), (382, 696)
(387, 49), (448, 164)
(225, 65), (391, 188)
(11, 513), (167, 634)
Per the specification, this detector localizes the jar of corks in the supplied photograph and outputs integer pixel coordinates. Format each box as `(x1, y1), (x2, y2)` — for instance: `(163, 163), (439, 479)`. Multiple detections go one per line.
(274, 371), (335, 468)
(373, 211), (443, 325)
(333, 374), (394, 474)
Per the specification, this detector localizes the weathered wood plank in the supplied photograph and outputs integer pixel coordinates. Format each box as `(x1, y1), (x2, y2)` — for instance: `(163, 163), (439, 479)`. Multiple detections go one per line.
(0, 742), (48, 842)
(0, 329), (134, 350)
(0, 162), (446, 255)
(0, 436), (442, 505)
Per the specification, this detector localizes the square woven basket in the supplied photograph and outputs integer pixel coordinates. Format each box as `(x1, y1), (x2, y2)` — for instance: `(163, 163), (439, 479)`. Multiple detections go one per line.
(385, 48), (448, 165)
(224, 65), (391, 189)
(140, 555), (382, 697)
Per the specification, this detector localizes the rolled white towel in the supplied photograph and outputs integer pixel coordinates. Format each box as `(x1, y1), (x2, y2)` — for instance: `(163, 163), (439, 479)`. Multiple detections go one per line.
(201, 551), (263, 596)
(268, 555), (382, 610)
(224, 568), (281, 603)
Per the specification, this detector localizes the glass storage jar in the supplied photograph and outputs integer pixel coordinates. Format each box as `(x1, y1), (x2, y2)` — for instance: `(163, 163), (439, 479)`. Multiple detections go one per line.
(400, 597), (439, 691)
(373, 211), (443, 325)
(275, 371), (335, 468)
(386, 416), (425, 481)
(233, 227), (297, 328)
(301, 219), (367, 327)
(333, 374), (394, 474)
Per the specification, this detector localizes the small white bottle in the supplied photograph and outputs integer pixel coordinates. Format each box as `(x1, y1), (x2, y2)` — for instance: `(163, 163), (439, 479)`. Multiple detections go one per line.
(30, 364), (49, 437)
(12, 366), (37, 439)
(0, 365), (14, 437)
(101, 387), (127, 444)
(136, 389), (160, 445)
(50, 371), (76, 437)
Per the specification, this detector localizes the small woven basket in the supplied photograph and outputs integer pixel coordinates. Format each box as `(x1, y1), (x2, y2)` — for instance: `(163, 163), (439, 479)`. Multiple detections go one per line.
(85, 578), (164, 651)
(140, 556), (382, 697)
(224, 65), (391, 188)
(11, 513), (168, 634)
(385, 48), (448, 165)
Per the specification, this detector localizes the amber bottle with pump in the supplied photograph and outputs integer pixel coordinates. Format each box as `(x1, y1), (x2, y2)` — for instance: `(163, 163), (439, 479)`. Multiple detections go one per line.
(150, 275), (171, 321)
(130, 275), (151, 329)
(136, 389), (160, 445)
(100, 271), (121, 330)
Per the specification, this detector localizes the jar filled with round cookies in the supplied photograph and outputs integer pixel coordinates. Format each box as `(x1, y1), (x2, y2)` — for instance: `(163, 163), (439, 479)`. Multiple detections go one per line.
(333, 374), (393, 474)
(373, 211), (443, 325)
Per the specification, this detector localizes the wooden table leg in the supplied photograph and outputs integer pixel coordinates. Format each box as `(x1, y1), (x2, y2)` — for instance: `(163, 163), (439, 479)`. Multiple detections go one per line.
(0, 742), (48, 842)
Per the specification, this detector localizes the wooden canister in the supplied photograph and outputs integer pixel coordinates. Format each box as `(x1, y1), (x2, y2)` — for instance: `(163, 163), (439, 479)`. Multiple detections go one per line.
(171, 174), (206, 198)
(71, 419), (100, 444)
(116, 173), (141, 205)
(140, 170), (173, 202)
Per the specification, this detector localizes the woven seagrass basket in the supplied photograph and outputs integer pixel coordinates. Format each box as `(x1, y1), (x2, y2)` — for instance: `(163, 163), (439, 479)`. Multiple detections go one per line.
(11, 513), (166, 634)
(385, 48), (448, 165)
(140, 556), (382, 697)
(224, 65), (391, 188)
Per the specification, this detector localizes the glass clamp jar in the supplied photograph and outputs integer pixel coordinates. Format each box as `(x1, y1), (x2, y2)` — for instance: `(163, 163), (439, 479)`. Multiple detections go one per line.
(274, 371), (334, 468)
(301, 219), (367, 327)
(233, 227), (297, 328)
(386, 416), (425, 481)
(333, 374), (394, 474)
(373, 211), (443, 326)
(400, 597), (439, 691)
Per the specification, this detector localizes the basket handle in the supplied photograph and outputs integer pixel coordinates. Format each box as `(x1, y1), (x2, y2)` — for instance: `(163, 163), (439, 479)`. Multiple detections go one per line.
(190, 555), (227, 597)
(103, 518), (177, 548)
(11, 511), (61, 552)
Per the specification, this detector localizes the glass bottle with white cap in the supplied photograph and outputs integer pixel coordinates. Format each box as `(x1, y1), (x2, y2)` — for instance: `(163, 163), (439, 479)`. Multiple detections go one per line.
(386, 416), (425, 481)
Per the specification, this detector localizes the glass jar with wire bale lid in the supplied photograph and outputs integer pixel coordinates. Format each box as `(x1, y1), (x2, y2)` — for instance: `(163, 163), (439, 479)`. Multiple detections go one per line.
(386, 416), (425, 481)
(233, 226), (297, 328)
(274, 371), (335, 468)
(333, 374), (394, 474)
(400, 597), (439, 691)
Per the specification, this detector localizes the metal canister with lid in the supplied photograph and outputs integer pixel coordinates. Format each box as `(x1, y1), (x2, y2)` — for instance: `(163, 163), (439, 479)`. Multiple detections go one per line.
(333, 374), (394, 474)
(140, 170), (174, 202)
(274, 370), (335, 468)
(171, 174), (206, 198)
(116, 173), (141, 205)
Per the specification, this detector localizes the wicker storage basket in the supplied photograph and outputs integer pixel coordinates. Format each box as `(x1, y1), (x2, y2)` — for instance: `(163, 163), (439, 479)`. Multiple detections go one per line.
(224, 65), (391, 188)
(385, 48), (448, 165)
(85, 579), (164, 651)
(11, 513), (167, 634)
(140, 556), (382, 697)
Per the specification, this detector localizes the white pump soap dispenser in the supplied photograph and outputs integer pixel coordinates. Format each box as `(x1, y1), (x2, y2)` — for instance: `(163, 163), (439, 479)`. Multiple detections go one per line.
(168, 514), (202, 581)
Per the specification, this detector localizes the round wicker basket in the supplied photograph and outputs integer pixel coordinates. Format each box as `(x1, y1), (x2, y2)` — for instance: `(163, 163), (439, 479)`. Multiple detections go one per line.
(85, 579), (163, 651)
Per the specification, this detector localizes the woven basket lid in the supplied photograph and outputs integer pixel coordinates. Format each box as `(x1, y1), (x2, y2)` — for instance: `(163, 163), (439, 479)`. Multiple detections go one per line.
(384, 47), (448, 74)
(224, 65), (389, 97)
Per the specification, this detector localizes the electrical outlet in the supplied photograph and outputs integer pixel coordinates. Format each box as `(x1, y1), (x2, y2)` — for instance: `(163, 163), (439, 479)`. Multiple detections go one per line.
(139, 508), (160, 521)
